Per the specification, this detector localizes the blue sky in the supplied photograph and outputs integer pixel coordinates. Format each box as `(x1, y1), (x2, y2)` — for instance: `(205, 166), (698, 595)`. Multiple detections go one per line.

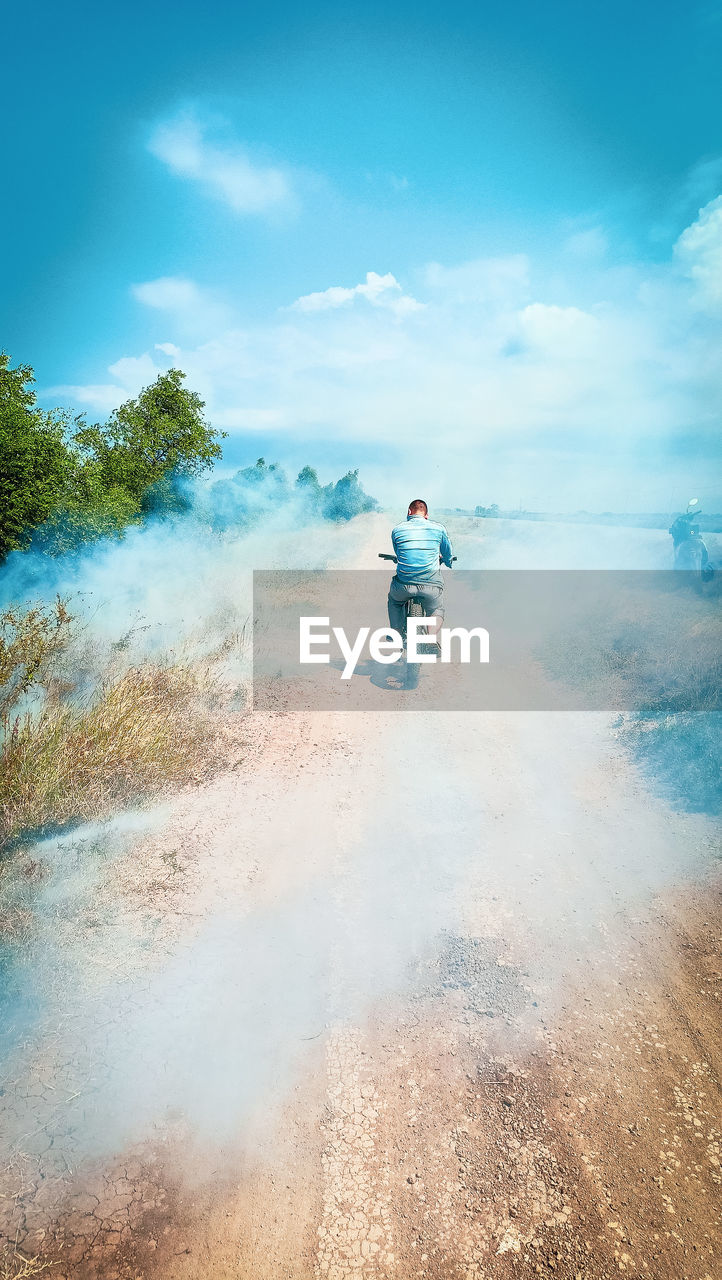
(3, 1), (722, 509)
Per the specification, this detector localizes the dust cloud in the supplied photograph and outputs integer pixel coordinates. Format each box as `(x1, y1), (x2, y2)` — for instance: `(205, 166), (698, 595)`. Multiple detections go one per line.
(0, 506), (717, 1184)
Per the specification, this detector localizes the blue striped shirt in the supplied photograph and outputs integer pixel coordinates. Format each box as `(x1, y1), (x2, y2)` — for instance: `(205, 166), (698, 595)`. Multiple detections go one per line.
(391, 516), (453, 583)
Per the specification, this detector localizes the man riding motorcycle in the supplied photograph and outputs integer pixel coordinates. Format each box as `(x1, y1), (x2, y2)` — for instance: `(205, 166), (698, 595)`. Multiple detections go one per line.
(387, 499), (454, 641)
(669, 497), (712, 577)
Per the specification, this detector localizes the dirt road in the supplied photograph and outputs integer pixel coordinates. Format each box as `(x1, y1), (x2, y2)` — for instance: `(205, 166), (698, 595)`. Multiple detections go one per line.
(1, 518), (720, 1279)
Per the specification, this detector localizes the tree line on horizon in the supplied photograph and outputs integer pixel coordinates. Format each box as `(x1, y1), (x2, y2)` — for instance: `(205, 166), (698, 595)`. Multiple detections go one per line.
(206, 456), (377, 529)
(0, 352), (377, 562)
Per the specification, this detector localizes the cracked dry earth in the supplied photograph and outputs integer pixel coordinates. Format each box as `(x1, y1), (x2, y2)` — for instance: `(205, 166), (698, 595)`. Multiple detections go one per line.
(0, 698), (720, 1280)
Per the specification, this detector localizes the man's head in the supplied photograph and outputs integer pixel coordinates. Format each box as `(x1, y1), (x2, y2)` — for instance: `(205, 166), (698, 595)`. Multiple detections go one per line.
(408, 498), (428, 519)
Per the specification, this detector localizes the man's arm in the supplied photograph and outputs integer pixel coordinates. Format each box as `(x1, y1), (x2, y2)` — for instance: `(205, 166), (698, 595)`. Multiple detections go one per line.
(440, 527), (453, 567)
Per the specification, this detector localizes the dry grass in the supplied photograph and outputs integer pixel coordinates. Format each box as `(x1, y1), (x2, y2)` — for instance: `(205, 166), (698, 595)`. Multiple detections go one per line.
(0, 662), (216, 849)
(0, 1253), (55, 1279)
(0, 600), (72, 718)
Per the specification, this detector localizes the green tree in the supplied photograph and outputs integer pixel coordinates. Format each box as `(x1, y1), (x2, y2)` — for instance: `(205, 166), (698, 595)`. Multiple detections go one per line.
(236, 456), (268, 484)
(322, 469), (377, 521)
(295, 465), (323, 514)
(296, 465), (319, 487)
(29, 484), (142, 556)
(296, 464), (321, 491)
(234, 457), (288, 493)
(73, 368), (225, 503)
(0, 353), (73, 560)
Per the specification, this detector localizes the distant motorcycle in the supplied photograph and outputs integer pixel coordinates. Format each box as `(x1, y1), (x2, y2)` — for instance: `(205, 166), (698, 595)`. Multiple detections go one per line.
(669, 498), (713, 583)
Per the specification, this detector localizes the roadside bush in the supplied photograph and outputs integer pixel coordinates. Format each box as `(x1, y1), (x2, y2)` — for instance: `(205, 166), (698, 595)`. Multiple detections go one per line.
(0, 599), (72, 718)
(0, 662), (215, 848)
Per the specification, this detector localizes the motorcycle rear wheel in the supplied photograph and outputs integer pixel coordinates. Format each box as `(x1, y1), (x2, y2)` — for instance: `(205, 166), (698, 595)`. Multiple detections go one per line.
(404, 601), (424, 689)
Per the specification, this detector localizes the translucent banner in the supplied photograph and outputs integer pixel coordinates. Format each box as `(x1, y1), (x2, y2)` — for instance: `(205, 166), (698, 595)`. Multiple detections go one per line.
(252, 570), (720, 712)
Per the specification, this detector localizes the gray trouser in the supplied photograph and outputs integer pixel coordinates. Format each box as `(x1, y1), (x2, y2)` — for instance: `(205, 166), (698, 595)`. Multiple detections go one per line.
(387, 577), (445, 633)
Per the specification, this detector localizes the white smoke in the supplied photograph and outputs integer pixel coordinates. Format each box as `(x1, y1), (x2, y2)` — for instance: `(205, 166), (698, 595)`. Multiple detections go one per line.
(0, 512), (717, 1192)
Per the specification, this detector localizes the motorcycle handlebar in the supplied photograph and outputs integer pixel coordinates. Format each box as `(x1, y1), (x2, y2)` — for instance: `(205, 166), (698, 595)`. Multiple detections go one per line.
(378, 554), (457, 564)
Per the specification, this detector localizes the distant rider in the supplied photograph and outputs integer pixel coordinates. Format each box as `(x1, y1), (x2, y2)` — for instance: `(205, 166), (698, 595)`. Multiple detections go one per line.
(669, 497), (712, 576)
(669, 498), (702, 551)
(387, 499), (454, 641)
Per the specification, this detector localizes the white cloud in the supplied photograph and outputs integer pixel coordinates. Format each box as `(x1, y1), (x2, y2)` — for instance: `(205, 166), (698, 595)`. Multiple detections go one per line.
(51, 205), (722, 508)
(292, 270), (423, 319)
(133, 278), (201, 311)
(424, 255), (530, 306)
(674, 194), (722, 308)
(44, 384), (128, 415)
(515, 303), (599, 356)
(100, 265), (672, 448)
(563, 227), (608, 259)
(107, 353), (162, 386)
(148, 114), (292, 215)
(211, 406), (285, 430)
(132, 276), (232, 335)
(46, 353), (168, 416)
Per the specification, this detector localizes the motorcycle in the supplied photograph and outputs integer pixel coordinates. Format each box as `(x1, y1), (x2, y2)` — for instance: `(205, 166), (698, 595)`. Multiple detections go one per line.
(378, 552), (457, 689)
(669, 499), (713, 585)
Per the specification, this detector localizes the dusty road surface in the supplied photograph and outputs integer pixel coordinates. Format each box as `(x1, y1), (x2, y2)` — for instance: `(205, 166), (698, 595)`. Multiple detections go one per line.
(0, 517), (720, 1280)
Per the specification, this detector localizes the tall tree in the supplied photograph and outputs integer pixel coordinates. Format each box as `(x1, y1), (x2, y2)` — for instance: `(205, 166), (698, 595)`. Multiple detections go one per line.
(0, 353), (72, 560)
(73, 368), (225, 502)
(322, 469), (377, 521)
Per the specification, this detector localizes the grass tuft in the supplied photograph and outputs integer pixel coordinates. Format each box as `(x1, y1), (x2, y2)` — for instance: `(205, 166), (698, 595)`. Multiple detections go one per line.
(1, 662), (215, 849)
(0, 1253), (55, 1279)
(0, 600), (72, 718)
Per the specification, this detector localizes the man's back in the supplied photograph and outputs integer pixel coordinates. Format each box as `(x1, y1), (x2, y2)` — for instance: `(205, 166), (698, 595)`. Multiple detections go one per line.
(391, 515), (453, 583)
